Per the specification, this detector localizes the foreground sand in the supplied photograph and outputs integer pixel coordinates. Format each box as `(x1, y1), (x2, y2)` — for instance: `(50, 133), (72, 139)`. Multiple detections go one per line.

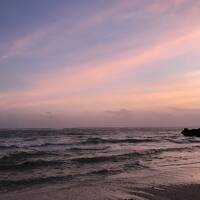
(1, 183), (200, 200)
(135, 184), (200, 200)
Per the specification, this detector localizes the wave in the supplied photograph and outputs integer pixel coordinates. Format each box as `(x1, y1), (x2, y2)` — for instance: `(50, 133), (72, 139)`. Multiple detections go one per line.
(0, 142), (72, 149)
(149, 146), (197, 154)
(0, 138), (158, 149)
(0, 142), (74, 149)
(167, 138), (200, 144)
(0, 175), (73, 192)
(123, 161), (148, 170)
(81, 137), (105, 144)
(0, 167), (122, 192)
(71, 151), (142, 164)
(0, 151), (56, 161)
(29, 142), (70, 147)
(81, 137), (157, 145)
(0, 159), (64, 171)
(106, 138), (157, 144)
(71, 146), (197, 165)
(0, 168), (120, 192)
(88, 168), (122, 176)
(0, 151), (59, 171)
(69, 146), (109, 151)
(0, 145), (18, 149)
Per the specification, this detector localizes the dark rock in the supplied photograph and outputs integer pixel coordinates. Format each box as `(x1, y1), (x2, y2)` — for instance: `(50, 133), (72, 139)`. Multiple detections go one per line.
(181, 128), (200, 137)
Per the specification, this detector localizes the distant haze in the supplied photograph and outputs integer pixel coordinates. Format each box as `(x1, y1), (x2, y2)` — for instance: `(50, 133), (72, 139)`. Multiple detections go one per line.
(1, 0), (200, 128)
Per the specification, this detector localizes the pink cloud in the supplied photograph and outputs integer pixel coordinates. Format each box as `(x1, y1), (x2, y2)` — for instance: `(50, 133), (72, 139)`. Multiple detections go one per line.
(26, 25), (200, 98)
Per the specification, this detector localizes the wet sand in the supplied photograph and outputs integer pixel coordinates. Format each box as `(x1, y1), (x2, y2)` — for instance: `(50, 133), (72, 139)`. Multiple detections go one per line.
(0, 184), (110, 200)
(140, 184), (200, 200)
(1, 183), (200, 200)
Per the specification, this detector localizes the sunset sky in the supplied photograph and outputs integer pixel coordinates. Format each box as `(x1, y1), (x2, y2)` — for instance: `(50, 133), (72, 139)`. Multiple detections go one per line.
(1, 0), (200, 128)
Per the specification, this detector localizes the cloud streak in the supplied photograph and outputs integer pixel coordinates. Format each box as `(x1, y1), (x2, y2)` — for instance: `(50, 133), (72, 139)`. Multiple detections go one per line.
(28, 25), (200, 97)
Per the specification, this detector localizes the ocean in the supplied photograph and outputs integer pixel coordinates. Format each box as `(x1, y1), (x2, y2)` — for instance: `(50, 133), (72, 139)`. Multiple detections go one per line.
(1, 127), (200, 199)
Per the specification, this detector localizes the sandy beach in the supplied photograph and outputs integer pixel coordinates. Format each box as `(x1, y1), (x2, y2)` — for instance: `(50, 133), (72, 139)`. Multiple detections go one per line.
(142, 184), (200, 200)
(1, 183), (200, 200)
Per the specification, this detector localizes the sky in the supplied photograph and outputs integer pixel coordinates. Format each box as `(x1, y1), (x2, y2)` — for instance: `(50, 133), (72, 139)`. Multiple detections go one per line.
(0, 0), (200, 128)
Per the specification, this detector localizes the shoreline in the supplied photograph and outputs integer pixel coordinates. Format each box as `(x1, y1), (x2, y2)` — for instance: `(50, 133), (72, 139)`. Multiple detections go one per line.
(1, 183), (200, 200)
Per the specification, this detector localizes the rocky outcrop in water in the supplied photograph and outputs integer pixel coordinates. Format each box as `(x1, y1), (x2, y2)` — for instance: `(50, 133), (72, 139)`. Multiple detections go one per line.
(181, 128), (200, 137)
